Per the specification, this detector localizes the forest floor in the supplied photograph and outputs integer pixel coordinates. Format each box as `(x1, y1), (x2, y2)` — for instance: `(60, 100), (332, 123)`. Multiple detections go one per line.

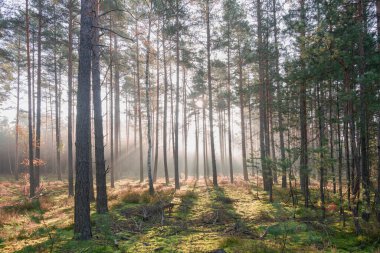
(0, 175), (379, 253)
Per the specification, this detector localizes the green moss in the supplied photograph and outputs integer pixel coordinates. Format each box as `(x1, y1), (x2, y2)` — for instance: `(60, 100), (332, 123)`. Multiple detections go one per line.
(220, 237), (278, 253)
(6, 181), (380, 253)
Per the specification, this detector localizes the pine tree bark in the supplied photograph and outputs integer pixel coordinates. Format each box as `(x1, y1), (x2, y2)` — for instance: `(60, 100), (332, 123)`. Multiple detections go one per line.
(145, 5), (154, 195)
(26, 0), (35, 198)
(195, 108), (199, 180)
(376, 0), (380, 222)
(329, 82), (336, 194)
(74, 0), (93, 240)
(238, 45), (248, 181)
(358, 0), (370, 221)
(162, 20), (169, 184)
(153, 21), (160, 183)
(109, 24), (115, 188)
(53, 7), (61, 181)
(299, 0), (309, 207)
(92, 0), (108, 214)
(343, 68), (351, 209)
(336, 84), (344, 223)
(15, 32), (21, 181)
(35, 0), (42, 188)
(136, 21), (143, 183)
(174, 0), (180, 189)
(227, 23), (233, 183)
(183, 67), (188, 180)
(206, 0), (218, 186)
(114, 36), (120, 176)
(67, 0), (74, 196)
(257, 0), (271, 200)
(317, 83), (325, 219)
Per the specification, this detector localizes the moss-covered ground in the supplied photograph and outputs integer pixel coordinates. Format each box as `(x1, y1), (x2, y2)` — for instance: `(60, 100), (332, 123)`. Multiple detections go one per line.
(0, 176), (379, 252)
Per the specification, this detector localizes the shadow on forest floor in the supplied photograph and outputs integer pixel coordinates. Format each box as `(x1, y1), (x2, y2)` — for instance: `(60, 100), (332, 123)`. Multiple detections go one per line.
(1, 177), (379, 253)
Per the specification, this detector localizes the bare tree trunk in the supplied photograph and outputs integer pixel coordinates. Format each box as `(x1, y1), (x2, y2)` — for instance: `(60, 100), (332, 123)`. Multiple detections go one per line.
(272, 0), (286, 187)
(114, 36), (120, 178)
(162, 19), (169, 184)
(195, 108), (199, 180)
(257, 0), (271, 201)
(317, 83), (326, 219)
(49, 80), (55, 173)
(74, 0), (93, 240)
(206, 0), (218, 186)
(329, 82), (336, 194)
(183, 67), (188, 180)
(376, 0), (380, 222)
(26, 0), (35, 198)
(336, 84), (344, 224)
(343, 69), (351, 209)
(299, 0), (309, 207)
(35, 0), (42, 188)
(53, 6), (61, 181)
(67, 0), (74, 196)
(174, 0), (180, 189)
(136, 21), (143, 183)
(203, 94), (208, 180)
(238, 45), (248, 181)
(145, 4), (154, 195)
(32, 31), (35, 136)
(89, 95), (94, 202)
(92, 0), (107, 213)
(15, 32), (21, 181)
(249, 100), (254, 176)
(227, 24), (233, 183)
(109, 22), (115, 188)
(153, 21), (160, 183)
(358, 0), (370, 221)
(377, 117), (380, 222)
(126, 94), (130, 154)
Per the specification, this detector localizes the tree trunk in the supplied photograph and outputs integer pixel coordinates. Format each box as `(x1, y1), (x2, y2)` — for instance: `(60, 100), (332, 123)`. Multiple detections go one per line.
(183, 67), (188, 180)
(238, 46), (248, 181)
(203, 94), (208, 179)
(89, 95), (94, 202)
(329, 82), (336, 194)
(136, 21), (143, 183)
(206, 0), (217, 186)
(195, 108), (199, 180)
(109, 23), (115, 188)
(15, 32), (21, 181)
(343, 68), (351, 209)
(153, 21), (160, 183)
(35, 0), (42, 188)
(162, 19), (169, 184)
(336, 84), (344, 223)
(53, 7), (61, 181)
(299, 0), (309, 207)
(174, 0), (180, 189)
(376, 0), (380, 222)
(227, 23), (233, 183)
(257, 0), (272, 200)
(358, 0), (370, 221)
(145, 5), (154, 195)
(67, 0), (74, 196)
(74, 0), (93, 240)
(92, 1), (108, 214)
(114, 36), (120, 178)
(26, 0), (35, 198)
(317, 83), (326, 220)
